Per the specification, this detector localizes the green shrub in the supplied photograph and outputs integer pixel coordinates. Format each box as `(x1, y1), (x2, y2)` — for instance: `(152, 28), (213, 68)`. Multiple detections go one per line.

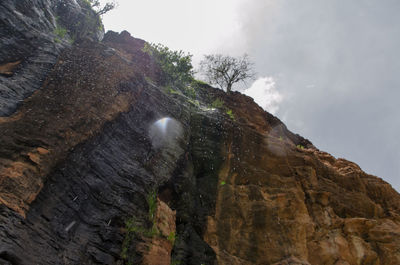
(121, 217), (137, 261)
(226, 109), (235, 120)
(143, 43), (194, 90)
(211, 98), (224, 109)
(121, 190), (160, 264)
(54, 25), (67, 39)
(209, 99), (236, 121)
(167, 231), (176, 244)
(193, 79), (208, 86)
(165, 86), (180, 95)
(184, 83), (197, 98)
(147, 190), (157, 223)
(187, 98), (200, 107)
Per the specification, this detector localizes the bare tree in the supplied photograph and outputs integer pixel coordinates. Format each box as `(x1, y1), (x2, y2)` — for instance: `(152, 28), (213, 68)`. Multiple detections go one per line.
(88, 0), (117, 15)
(200, 54), (255, 93)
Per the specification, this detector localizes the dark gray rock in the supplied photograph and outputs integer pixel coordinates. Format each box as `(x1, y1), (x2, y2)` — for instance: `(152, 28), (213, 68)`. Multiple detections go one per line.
(0, 55), (224, 263)
(0, 29), (317, 264)
(0, 0), (103, 116)
(0, 80), (188, 264)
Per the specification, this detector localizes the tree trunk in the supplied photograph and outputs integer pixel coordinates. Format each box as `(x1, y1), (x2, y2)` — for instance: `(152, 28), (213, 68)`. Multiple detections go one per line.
(226, 83), (232, 93)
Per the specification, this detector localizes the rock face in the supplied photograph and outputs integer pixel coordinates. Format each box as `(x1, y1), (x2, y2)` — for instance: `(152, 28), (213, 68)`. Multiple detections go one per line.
(0, 0), (103, 116)
(1, 4), (400, 265)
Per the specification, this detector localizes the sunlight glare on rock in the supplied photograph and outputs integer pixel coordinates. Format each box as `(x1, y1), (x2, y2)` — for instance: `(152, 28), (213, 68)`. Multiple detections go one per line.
(149, 117), (183, 148)
(156, 117), (170, 134)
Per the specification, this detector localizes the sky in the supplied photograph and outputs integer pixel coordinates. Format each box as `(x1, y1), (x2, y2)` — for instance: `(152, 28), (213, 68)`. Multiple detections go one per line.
(101, 0), (400, 192)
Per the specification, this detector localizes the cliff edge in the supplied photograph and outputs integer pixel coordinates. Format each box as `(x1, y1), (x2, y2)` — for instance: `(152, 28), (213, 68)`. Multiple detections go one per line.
(0, 3), (399, 265)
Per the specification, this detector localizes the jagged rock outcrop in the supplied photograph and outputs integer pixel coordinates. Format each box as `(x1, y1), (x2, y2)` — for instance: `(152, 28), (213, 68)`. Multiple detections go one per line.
(0, 4), (399, 265)
(0, 0), (103, 116)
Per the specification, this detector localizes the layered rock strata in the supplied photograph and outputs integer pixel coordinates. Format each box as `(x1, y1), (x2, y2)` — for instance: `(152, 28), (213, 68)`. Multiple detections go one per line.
(0, 0), (103, 116)
(0, 7), (399, 265)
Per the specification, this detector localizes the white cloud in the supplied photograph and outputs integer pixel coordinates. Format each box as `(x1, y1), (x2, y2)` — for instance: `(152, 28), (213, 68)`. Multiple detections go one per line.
(243, 77), (283, 114)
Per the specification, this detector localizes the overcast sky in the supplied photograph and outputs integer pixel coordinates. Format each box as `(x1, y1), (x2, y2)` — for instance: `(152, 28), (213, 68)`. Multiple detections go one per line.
(101, 0), (400, 192)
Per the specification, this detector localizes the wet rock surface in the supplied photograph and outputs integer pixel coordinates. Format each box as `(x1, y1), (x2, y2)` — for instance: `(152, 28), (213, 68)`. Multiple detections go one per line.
(0, 0), (103, 116)
(203, 129), (400, 265)
(0, 82), (187, 264)
(1, 8), (400, 265)
(0, 31), (220, 264)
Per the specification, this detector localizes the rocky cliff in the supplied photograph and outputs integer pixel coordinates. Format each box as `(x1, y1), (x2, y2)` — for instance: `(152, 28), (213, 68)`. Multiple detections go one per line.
(0, 0), (103, 116)
(1, 2), (400, 265)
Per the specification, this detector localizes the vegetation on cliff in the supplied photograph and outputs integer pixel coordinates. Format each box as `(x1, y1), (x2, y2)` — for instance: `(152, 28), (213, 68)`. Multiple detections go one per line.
(84, 0), (117, 16)
(1, 1), (400, 263)
(143, 43), (194, 85)
(200, 54), (256, 93)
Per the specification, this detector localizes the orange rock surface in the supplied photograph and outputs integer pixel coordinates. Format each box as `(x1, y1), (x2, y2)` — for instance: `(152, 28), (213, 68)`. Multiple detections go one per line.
(0, 29), (399, 264)
(201, 91), (400, 264)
